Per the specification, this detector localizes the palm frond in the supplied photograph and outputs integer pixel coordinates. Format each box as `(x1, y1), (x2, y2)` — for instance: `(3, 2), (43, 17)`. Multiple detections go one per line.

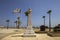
(47, 10), (52, 13)
(25, 12), (29, 16)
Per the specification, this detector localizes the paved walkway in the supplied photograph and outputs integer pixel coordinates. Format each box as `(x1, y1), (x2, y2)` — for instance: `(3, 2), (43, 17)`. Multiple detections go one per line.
(0, 29), (60, 40)
(1, 34), (60, 40)
(0, 29), (24, 40)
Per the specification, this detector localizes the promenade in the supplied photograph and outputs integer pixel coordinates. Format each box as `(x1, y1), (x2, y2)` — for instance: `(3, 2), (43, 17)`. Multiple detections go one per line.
(0, 28), (60, 40)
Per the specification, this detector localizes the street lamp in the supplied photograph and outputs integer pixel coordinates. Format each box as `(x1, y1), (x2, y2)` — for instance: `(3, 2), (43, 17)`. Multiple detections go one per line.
(47, 10), (52, 32)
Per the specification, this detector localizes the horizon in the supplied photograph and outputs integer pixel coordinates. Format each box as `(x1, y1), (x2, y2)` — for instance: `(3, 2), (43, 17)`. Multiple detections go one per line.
(0, 0), (60, 27)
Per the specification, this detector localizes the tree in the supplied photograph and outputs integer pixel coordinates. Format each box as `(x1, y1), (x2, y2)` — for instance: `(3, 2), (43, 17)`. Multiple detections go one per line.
(58, 24), (60, 27)
(17, 17), (21, 29)
(13, 8), (21, 29)
(40, 25), (45, 31)
(6, 19), (10, 29)
(25, 9), (32, 26)
(53, 24), (60, 32)
(45, 26), (48, 29)
(25, 8), (32, 16)
(25, 11), (29, 27)
(25, 11), (29, 16)
(47, 10), (52, 32)
(14, 20), (17, 28)
(42, 16), (45, 26)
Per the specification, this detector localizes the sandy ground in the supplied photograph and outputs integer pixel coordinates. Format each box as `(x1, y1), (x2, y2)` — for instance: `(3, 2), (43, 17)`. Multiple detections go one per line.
(1, 34), (60, 40)
(0, 28), (60, 40)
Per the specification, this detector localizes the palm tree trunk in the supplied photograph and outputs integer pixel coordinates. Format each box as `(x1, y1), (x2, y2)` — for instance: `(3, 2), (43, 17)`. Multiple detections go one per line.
(16, 23), (17, 28)
(7, 22), (9, 29)
(49, 14), (51, 32)
(17, 17), (20, 29)
(44, 18), (45, 26)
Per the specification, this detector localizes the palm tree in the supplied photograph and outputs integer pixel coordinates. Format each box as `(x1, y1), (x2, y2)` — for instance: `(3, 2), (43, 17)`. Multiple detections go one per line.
(6, 19), (10, 29)
(47, 10), (52, 32)
(13, 8), (21, 29)
(14, 21), (17, 28)
(25, 8), (32, 16)
(42, 16), (45, 26)
(25, 11), (29, 16)
(25, 11), (29, 26)
(25, 9), (31, 26)
(17, 16), (20, 29)
(17, 16), (21, 29)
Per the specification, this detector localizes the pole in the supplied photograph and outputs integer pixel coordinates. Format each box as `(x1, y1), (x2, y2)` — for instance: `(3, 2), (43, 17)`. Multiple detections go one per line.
(49, 13), (51, 32)
(6, 20), (9, 29)
(44, 17), (45, 26)
(17, 17), (20, 29)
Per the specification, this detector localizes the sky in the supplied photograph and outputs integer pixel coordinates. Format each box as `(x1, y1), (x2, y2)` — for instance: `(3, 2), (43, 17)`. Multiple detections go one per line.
(0, 0), (60, 27)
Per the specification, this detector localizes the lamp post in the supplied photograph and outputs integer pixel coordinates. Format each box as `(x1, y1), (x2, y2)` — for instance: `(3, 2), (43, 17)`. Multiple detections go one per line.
(47, 10), (52, 32)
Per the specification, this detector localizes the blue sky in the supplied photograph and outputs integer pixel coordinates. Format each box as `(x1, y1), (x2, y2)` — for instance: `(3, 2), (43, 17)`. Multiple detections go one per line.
(0, 0), (60, 27)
